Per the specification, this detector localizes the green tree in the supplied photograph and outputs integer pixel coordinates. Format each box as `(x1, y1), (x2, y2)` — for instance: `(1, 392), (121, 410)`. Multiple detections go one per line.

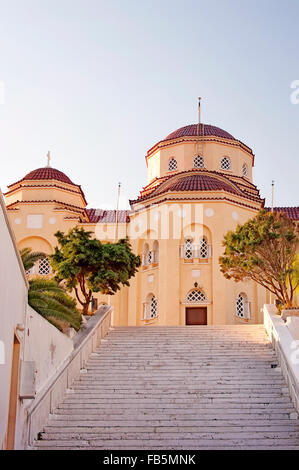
(20, 247), (46, 272)
(28, 278), (81, 331)
(50, 228), (141, 315)
(219, 209), (299, 307)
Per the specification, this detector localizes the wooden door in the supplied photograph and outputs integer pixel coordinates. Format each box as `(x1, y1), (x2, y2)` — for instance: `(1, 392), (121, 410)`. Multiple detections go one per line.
(186, 307), (207, 325)
(5, 334), (21, 450)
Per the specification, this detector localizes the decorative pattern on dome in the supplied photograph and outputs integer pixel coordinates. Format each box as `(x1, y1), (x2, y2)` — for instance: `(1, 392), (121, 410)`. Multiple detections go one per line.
(164, 124), (235, 142)
(22, 167), (74, 185)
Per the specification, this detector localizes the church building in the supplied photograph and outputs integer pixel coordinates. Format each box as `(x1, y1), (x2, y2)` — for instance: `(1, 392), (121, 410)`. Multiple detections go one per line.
(4, 104), (299, 326)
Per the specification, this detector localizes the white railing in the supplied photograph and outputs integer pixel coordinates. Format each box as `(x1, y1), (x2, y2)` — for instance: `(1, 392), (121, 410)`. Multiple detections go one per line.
(179, 244), (212, 260)
(26, 305), (112, 447)
(264, 304), (299, 414)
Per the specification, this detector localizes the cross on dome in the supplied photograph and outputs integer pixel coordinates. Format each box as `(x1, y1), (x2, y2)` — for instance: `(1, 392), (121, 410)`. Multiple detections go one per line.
(46, 151), (51, 167)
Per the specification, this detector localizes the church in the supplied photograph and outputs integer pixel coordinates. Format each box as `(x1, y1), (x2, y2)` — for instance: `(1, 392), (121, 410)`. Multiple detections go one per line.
(4, 104), (299, 326)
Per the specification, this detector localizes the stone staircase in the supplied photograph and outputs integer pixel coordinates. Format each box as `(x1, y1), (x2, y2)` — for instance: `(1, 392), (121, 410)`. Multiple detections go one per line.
(34, 325), (299, 450)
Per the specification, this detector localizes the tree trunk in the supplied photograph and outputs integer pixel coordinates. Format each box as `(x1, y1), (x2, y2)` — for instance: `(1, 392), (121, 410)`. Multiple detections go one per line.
(82, 302), (90, 315)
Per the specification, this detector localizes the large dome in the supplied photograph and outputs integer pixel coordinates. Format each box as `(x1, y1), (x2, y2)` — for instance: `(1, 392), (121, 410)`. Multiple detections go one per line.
(163, 123), (236, 142)
(21, 167), (74, 185)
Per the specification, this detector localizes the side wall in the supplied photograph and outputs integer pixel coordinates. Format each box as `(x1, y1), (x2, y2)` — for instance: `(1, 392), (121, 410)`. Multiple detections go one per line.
(0, 191), (75, 449)
(24, 306), (73, 394)
(0, 192), (27, 449)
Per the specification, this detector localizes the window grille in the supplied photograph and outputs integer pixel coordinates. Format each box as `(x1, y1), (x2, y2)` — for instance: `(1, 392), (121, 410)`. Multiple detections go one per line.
(150, 296), (158, 318)
(193, 155), (204, 168)
(184, 239), (193, 259)
(168, 158), (178, 171)
(38, 257), (52, 275)
(187, 290), (206, 302)
(142, 244), (149, 266)
(242, 163), (248, 176)
(221, 157), (231, 171)
(199, 238), (208, 258)
(153, 241), (159, 264)
(148, 250), (153, 264)
(236, 293), (249, 318)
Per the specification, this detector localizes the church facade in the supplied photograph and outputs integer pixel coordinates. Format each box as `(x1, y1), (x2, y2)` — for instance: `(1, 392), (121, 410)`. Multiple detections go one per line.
(4, 114), (299, 326)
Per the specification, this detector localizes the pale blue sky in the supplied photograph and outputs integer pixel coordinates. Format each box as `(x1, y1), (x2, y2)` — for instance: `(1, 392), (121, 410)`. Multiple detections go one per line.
(0, 0), (298, 209)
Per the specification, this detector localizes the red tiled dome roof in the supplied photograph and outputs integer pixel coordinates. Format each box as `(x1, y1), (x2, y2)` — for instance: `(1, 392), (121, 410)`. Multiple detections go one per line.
(86, 208), (131, 223)
(265, 206), (299, 220)
(163, 174), (238, 194)
(163, 124), (235, 142)
(22, 167), (74, 185)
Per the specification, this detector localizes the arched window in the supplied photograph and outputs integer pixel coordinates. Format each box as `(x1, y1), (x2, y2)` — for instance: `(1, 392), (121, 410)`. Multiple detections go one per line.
(143, 294), (158, 320)
(236, 293), (250, 319)
(38, 257), (52, 275)
(153, 240), (159, 264)
(221, 157), (231, 171)
(184, 238), (193, 259)
(199, 237), (208, 258)
(193, 155), (204, 168)
(150, 295), (158, 318)
(187, 290), (206, 302)
(142, 243), (149, 266)
(168, 158), (178, 171)
(242, 163), (248, 177)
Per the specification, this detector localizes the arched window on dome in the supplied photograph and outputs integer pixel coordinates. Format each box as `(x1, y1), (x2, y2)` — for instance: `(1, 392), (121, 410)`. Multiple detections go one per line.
(168, 158), (178, 171)
(242, 163), (248, 177)
(193, 155), (205, 168)
(143, 293), (158, 320)
(236, 293), (250, 319)
(221, 157), (231, 171)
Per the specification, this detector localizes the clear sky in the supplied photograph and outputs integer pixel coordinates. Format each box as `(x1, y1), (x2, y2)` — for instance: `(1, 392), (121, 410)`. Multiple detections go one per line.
(0, 0), (298, 210)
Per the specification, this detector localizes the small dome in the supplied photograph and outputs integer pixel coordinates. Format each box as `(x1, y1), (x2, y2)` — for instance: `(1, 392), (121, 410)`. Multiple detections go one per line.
(163, 123), (235, 142)
(22, 167), (74, 185)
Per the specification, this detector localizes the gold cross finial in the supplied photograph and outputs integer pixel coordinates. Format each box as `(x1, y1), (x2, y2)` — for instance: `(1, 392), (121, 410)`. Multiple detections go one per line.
(46, 151), (51, 167)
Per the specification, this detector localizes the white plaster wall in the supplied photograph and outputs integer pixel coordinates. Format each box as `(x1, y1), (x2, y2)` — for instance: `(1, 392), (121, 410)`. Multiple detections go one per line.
(0, 191), (74, 449)
(0, 192), (27, 449)
(264, 304), (299, 413)
(24, 305), (73, 393)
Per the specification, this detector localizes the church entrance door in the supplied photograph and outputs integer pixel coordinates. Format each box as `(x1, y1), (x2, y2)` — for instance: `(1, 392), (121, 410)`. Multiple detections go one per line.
(185, 307), (207, 325)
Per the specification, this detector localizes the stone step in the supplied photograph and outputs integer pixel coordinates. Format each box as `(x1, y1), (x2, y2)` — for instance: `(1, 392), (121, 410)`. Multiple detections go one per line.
(63, 397), (293, 404)
(46, 419), (298, 427)
(43, 424), (299, 433)
(55, 408), (295, 416)
(50, 412), (293, 420)
(35, 324), (299, 450)
(38, 430), (299, 441)
(58, 402), (294, 410)
(62, 388), (290, 401)
(34, 445), (299, 450)
(73, 378), (285, 385)
(34, 438), (299, 448)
